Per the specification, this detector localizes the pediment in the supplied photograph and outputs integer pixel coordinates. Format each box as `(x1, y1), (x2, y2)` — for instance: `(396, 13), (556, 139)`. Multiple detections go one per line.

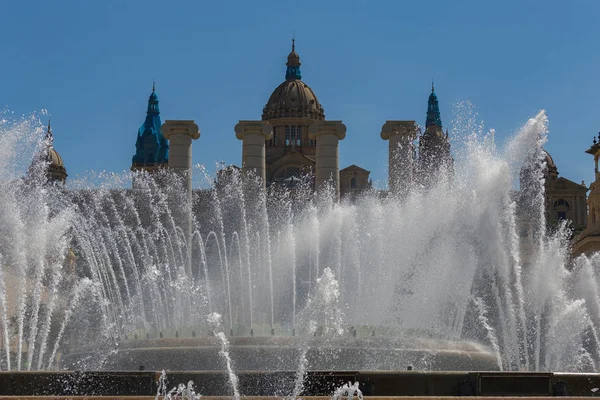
(341, 164), (370, 173)
(549, 177), (587, 192)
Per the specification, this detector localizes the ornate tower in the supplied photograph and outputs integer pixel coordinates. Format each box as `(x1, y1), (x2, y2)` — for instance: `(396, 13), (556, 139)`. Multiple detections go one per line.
(131, 83), (169, 172)
(28, 120), (67, 184)
(418, 83), (453, 187)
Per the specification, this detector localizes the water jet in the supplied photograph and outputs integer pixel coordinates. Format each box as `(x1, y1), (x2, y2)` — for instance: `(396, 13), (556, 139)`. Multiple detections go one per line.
(0, 110), (597, 397)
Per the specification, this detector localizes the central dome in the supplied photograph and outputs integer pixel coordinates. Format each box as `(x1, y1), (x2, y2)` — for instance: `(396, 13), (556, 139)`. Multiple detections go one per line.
(262, 41), (325, 121)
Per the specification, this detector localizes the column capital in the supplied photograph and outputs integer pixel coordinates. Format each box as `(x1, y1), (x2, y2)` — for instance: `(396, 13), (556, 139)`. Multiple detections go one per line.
(381, 120), (418, 141)
(235, 120), (272, 140)
(161, 120), (200, 140)
(308, 121), (346, 140)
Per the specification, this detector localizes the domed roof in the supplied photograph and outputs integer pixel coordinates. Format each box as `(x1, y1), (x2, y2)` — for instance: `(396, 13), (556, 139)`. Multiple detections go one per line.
(262, 40), (325, 121)
(543, 149), (558, 179)
(262, 80), (325, 120)
(48, 147), (65, 168)
(543, 150), (556, 168)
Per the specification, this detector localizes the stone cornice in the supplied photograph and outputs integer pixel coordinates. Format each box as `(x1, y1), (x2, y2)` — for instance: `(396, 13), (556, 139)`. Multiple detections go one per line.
(235, 121), (273, 140)
(308, 121), (346, 140)
(381, 120), (418, 141)
(161, 120), (200, 140)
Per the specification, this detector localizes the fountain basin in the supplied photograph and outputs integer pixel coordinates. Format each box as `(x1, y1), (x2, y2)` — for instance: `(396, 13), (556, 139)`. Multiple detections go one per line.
(61, 336), (500, 371)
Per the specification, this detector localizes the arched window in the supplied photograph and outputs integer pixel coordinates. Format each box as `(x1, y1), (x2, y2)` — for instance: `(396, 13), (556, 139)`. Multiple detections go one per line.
(350, 177), (357, 189)
(553, 199), (570, 208)
(285, 126), (291, 146)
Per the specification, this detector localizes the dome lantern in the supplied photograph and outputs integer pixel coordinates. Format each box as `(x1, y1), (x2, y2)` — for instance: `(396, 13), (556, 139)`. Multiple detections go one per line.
(285, 39), (302, 81)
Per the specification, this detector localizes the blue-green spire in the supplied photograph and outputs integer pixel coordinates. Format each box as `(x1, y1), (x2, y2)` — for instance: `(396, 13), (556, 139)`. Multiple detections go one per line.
(132, 83), (169, 166)
(285, 39), (302, 80)
(426, 81), (442, 128)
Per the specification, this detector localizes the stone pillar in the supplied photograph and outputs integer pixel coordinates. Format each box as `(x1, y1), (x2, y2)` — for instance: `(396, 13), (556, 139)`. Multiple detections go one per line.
(235, 121), (272, 187)
(162, 120), (200, 181)
(309, 121), (346, 199)
(161, 120), (200, 278)
(381, 120), (418, 197)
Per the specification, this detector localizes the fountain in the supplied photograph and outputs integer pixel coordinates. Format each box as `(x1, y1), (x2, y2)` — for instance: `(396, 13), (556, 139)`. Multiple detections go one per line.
(0, 109), (599, 396)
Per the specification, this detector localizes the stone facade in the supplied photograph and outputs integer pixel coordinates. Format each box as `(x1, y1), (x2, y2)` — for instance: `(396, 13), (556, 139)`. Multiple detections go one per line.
(340, 164), (371, 199)
(573, 137), (600, 256)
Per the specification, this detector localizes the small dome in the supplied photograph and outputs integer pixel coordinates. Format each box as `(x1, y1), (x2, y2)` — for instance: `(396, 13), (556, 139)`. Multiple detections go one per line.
(261, 41), (325, 121)
(48, 147), (65, 168)
(41, 146), (67, 182)
(543, 150), (556, 168)
(543, 150), (558, 180)
(28, 121), (68, 183)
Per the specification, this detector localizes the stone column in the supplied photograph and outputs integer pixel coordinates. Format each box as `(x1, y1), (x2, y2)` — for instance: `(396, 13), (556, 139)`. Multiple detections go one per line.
(161, 120), (200, 278)
(162, 120), (201, 186)
(235, 121), (272, 187)
(309, 121), (346, 199)
(381, 121), (418, 197)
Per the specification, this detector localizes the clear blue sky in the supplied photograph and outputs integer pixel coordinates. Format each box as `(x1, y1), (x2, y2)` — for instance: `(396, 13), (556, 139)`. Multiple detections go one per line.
(0, 0), (598, 186)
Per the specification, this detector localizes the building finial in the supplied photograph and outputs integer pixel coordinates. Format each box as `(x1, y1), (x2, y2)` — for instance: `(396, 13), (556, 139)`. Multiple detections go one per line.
(45, 118), (53, 144)
(432, 80), (435, 93)
(152, 79), (155, 93)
